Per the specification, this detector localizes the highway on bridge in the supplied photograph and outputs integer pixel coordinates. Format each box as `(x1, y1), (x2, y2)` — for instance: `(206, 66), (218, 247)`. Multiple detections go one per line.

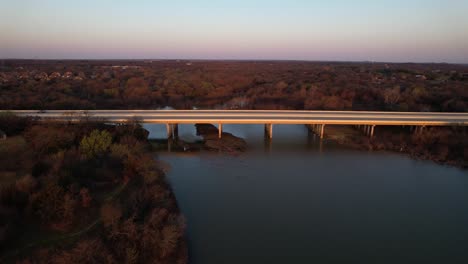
(5, 110), (468, 138)
(6, 110), (468, 126)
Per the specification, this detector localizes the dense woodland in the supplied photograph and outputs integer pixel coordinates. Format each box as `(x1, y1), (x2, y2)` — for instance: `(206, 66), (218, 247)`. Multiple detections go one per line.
(0, 60), (467, 111)
(0, 113), (187, 263)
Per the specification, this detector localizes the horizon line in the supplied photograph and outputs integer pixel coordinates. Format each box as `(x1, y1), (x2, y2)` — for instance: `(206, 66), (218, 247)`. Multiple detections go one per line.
(1, 58), (466, 65)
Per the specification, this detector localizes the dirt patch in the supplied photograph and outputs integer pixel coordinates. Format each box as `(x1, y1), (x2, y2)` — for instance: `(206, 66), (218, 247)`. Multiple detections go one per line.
(195, 124), (247, 154)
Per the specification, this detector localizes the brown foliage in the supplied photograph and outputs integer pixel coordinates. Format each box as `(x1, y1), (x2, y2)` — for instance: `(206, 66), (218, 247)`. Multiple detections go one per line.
(50, 239), (115, 264)
(30, 182), (66, 222)
(101, 202), (122, 228)
(15, 175), (37, 194)
(1, 61), (466, 113)
(79, 188), (92, 208)
(25, 125), (76, 155)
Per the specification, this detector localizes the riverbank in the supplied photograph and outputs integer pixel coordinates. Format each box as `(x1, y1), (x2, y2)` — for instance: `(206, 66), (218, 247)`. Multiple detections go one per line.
(195, 124), (247, 154)
(311, 125), (467, 169)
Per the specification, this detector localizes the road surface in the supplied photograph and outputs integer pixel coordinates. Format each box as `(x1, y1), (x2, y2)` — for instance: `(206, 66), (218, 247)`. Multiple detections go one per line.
(5, 110), (468, 126)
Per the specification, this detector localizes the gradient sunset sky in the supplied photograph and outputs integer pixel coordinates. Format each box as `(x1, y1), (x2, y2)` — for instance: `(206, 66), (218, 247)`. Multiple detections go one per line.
(1, 0), (467, 63)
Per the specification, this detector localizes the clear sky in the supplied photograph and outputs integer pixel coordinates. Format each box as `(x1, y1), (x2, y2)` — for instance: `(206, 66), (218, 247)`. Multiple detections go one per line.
(1, 0), (467, 63)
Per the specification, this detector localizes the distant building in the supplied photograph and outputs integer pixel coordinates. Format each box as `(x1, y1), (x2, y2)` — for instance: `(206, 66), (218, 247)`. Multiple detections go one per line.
(49, 72), (62, 79)
(34, 72), (49, 81)
(109, 66), (140, 70)
(18, 72), (30, 80)
(0, 73), (7, 83)
(78, 72), (86, 79)
(63, 72), (74, 79)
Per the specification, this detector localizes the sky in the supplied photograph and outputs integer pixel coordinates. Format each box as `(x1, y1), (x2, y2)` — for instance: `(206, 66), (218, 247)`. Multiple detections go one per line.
(1, 0), (468, 63)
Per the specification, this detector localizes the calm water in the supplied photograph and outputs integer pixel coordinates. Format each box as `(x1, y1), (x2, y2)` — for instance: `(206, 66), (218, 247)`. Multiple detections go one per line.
(144, 124), (468, 264)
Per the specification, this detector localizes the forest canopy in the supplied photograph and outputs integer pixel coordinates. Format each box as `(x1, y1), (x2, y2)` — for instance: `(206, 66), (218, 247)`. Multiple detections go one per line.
(1, 60), (467, 112)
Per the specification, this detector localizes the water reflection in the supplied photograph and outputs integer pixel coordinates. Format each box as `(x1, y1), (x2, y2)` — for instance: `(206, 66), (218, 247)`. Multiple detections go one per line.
(144, 123), (328, 152)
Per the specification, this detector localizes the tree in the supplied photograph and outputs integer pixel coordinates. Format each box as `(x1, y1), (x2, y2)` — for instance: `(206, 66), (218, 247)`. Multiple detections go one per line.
(62, 193), (78, 227)
(383, 86), (401, 107)
(31, 182), (65, 222)
(80, 130), (112, 159)
(25, 125), (75, 155)
(79, 188), (92, 208)
(124, 77), (152, 106)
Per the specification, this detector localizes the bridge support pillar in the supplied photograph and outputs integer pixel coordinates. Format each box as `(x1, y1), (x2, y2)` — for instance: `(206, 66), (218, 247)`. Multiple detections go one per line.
(414, 126), (425, 135)
(370, 125), (375, 138)
(166, 124), (178, 139)
(309, 124), (325, 138)
(218, 123), (223, 139)
(173, 124), (179, 139)
(166, 124), (172, 139)
(265, 124), (273, 139)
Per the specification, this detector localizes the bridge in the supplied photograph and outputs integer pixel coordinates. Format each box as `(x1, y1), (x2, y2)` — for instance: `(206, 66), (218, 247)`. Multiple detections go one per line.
(5, 110), (468, 139)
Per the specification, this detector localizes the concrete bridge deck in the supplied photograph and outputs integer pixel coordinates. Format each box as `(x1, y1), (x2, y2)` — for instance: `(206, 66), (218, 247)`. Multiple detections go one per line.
(6, 110), (468, 125)
(4, 110), (468, 139)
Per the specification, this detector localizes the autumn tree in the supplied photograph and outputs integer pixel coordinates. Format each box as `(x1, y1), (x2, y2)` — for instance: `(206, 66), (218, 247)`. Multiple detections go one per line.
(80, 130), (112, 158)
(383, 85), (401, 108)
(123, 77), (152, 106)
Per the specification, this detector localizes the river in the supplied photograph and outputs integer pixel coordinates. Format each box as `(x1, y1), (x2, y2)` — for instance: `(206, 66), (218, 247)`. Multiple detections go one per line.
(144, 124), (468, 264)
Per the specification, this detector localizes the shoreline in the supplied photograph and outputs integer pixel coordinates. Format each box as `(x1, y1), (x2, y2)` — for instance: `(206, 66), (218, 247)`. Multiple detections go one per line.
(309, 125), (467, 169)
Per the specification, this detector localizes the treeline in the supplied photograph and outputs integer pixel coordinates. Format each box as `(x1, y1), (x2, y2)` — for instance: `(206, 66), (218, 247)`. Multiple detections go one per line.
(0, 60), (467, 112)
(0, 113), (187, 263)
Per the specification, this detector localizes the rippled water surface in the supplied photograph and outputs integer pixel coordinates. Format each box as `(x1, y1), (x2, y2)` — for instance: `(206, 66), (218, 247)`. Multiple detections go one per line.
(144, 124), (468, 264)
